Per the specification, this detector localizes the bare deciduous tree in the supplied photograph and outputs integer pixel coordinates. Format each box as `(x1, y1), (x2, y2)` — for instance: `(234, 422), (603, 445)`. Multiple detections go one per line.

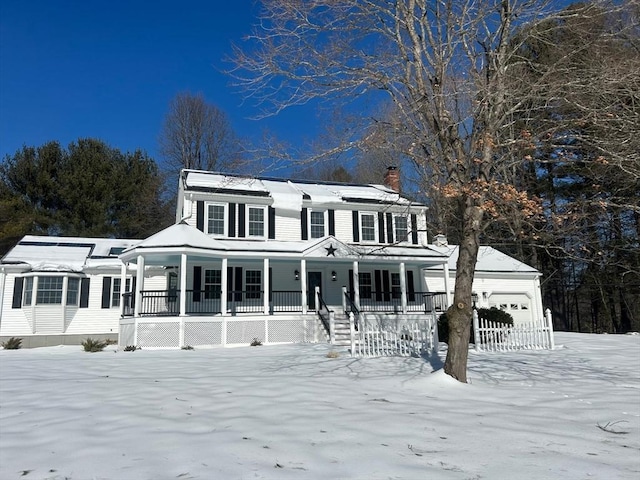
(159, 92), (242, 176)
(231, 0), (627, 382)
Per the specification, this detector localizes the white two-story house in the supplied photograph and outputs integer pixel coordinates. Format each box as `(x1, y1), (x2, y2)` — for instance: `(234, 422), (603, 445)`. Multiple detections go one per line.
(0, 168), (544, 348)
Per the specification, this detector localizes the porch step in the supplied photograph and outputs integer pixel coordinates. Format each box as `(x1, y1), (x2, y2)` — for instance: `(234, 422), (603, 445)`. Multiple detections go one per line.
(332, 313), (353, 346)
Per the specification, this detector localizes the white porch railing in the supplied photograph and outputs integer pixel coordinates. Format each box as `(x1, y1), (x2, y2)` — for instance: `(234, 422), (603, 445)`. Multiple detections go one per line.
(473, 308), (555, 352)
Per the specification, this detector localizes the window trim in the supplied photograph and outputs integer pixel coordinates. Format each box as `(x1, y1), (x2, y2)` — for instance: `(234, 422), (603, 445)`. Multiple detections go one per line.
(359, 212), (378, 243)
(309, 209), (327, 239)
(245, 270), (262, 299)
(21, 274), (85, 307)
(393, 214), (409, 243)
(205, 202), (228, 237)
(247, 205), (267, 238)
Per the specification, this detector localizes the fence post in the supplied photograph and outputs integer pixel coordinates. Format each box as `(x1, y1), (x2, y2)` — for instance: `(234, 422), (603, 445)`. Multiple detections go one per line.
(546, 308), (555, 350)
(349, 312), (356, 356)
(329, 310), (335, 345)
(472, 309), (480, 352)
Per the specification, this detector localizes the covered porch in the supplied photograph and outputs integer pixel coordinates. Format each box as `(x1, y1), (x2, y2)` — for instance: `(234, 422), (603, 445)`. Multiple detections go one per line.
(117, 223), (450, 348)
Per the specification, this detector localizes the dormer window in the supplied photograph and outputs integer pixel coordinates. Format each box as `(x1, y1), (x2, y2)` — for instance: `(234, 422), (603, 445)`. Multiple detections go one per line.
(248, 206), (265, 237)
(206, 203), (226, 236)
(360, 213), (377, 242)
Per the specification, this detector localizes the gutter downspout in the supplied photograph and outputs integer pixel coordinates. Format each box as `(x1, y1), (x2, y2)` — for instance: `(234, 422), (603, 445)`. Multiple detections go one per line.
(0, 266), (5, 331)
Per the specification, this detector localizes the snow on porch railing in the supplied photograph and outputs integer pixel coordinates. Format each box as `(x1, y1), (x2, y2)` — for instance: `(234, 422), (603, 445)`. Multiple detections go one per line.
(351, 318), (438, 358)
(472, 308), (555, 352)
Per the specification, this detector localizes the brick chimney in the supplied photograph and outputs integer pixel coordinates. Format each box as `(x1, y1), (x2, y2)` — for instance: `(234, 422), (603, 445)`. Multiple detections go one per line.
(383, 166), (400, 192)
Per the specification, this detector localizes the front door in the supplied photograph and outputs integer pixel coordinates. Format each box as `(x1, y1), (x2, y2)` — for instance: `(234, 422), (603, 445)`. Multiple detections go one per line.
(307, 271), (322, 310)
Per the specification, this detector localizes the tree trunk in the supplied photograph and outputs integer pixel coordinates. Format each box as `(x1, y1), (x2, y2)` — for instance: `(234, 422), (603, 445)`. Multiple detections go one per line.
(444, 201), (484, 383)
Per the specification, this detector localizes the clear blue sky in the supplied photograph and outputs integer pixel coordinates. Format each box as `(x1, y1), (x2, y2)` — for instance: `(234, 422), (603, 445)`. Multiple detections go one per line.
(0, 0), (319, 164)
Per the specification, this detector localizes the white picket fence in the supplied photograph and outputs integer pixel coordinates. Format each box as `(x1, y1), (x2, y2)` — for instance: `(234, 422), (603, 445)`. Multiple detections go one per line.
(351, 319), (437, 358)
(473, 308), (555, 352)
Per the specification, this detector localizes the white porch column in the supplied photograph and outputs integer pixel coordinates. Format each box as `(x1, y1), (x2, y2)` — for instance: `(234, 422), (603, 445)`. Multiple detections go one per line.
(221, 257), (228, 315)
(443, 261), (452, 308)
(300, 259), (307, 314)
(263, 258), (270, 315)
(534, 275), (544, 322)
(352, 261), (360, 310)
(399, 262), (407, 314)
(119, 262), (127, 317)
(134, 255), (145, 317)
(179, 254), (187, 317)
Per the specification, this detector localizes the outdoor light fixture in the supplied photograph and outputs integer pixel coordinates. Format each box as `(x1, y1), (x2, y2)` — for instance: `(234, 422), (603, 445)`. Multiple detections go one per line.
(294, 270), (300, 281)
(331, 271), (337, 281)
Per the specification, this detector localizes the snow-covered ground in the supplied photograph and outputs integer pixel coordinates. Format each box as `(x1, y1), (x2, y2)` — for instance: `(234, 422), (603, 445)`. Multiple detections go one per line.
(1, 332), (638, 480)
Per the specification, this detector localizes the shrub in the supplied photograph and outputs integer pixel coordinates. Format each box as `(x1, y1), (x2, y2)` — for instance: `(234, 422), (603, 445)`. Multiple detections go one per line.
(2, 337), (22, 350)
(123, 345), (139, 352)
(437, 307), (514, 344)
(250, 338), (263, 346)
(82, 338), (108, 352)
(181, 345), (194, 350)
(326, 350), (340, 359)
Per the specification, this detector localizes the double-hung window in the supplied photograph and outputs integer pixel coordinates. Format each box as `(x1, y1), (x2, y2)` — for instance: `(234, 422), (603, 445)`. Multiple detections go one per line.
(360, 213), (376, 242)
(66, 278), (80, 305)
(248, 206), (265, 237)
(23, 277), (34, 306)
(111, 278), (131, 307)
(310, 210), (325, 239)
(359, 272), (372, 299)
(245, 270), (262, 299)
(205, 269), (222, 299)
(36, 276), (64, 304)
(391, 273), (401, 299)
(394, 215), (409, 243)
(207, 203), (226, 236)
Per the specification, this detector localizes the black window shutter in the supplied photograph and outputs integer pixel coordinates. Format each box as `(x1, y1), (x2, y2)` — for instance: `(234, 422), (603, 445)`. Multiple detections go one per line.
(269, 268), (273, 301)
(227, 266), (234, 302)
(348, 269), (355, 301)
(11, 277), (24, 309)
(382, 270), (390, 301)
(301, 208), (308, 240)
(352, 211), (360, 242)
(268, 206), (276, 239)
(193, 266), (202, 302)
(374, 270), (382, 301)
(196, 201), (205, 232)
(378, 212), (385, 243)
(234, 267), (243, 301)
(101, 277), (112, 309)
(228, 203), (236, 237)
(407, 270), (415, 301)
(79, 278), (90, 308)
(238, 204), (246, 237)
(328, 210), (335, 236)
(411, 214), (418, 244)
(386, 213), (394, 243)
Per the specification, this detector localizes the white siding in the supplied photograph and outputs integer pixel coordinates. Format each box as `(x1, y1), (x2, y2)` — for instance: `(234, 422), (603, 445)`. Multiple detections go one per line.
(334, 210), (353, 243)
(0, 274), (34, 336)
(275, 214), (300, 241)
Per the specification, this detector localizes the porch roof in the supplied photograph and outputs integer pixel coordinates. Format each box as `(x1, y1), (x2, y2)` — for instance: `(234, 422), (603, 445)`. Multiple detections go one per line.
(120, 223), (447, 266)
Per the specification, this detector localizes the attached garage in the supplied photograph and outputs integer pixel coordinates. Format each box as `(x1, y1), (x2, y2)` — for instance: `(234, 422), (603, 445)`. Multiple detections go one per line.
(423, 244), (544, 325)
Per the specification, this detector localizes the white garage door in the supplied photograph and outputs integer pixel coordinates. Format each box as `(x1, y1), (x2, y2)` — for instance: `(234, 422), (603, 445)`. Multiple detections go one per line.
(488, 294), (532, 324)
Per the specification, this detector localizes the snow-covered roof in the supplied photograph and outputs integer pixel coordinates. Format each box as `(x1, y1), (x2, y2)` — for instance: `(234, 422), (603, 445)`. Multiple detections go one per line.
(120, 223), (445, 264)
(1, 235), (139, 272)
(426, 245), (539, 274)
(182, 170), (415, 209)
